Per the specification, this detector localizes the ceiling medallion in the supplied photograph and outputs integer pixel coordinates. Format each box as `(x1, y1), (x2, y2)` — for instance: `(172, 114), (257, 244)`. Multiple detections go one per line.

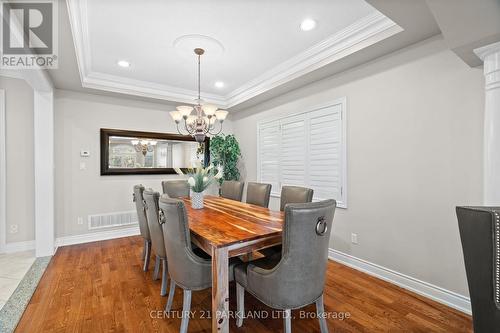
(169, 48), (228, 143)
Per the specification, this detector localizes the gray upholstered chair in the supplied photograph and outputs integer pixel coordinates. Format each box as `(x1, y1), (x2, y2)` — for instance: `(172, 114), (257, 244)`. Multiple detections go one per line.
(220, 180), (245, 202)
(235, 200), (336, 333)
(143, 189), (169, 296)
(260, 185), (315, 258)
(246, 182), (272, 208)
(133, 184), (151, 271)
(158, 195), (239, 333)
(162, 180), (190, 198)
(280, 185), (314, 211)
(456, 206), (500, 332)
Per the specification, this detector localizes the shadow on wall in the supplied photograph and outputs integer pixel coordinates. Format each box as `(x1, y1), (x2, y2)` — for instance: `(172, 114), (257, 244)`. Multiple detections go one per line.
(231, 35), (447, 119)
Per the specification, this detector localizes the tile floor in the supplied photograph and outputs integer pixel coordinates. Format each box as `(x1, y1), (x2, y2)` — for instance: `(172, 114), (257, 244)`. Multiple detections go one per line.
(0, 251), (35, 310)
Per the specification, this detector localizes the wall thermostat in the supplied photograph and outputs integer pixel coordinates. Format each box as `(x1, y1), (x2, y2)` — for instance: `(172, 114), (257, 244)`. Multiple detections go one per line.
(80, 150), (90, 157)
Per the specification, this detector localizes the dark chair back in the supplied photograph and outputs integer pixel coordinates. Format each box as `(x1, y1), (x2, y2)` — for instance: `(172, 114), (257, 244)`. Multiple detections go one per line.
(220, 180), (244, 202)
(159, 195), (211, 290)
(143, 189), (166, 258)
(280, 185), (313, 211)
(162, 180), (190, 198)
(133, 184), (150, 241)
(246, 182), (272, 208)
(456, 206), (500, 332)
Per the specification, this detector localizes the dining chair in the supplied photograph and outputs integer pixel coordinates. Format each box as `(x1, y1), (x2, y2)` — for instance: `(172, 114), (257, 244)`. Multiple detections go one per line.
(235, 199), (336, 333)
(158, 195), (240, 333)
(143, 189), (169, 296)
(260, 185), (315, 258)
(133, 184), (151, 271)
(246, 182), (272, 208)
(220, 180), (245, 202)
(280, 185), (314, 211)
(456, 206), (500, 332)
(162, 180), (190, 198)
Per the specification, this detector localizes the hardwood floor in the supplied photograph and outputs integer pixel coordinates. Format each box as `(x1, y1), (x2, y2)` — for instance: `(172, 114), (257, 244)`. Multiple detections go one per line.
(16, 236), (472, 332)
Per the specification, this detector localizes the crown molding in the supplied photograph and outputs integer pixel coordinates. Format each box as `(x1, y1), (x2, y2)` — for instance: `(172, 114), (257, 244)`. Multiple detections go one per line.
(225, 12), (402, 108)
(67, 0), (402, 108)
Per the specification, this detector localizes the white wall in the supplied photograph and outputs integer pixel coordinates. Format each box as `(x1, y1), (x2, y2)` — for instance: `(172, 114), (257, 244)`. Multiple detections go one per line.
(54, 90), (232, 238)
(230, 37), (484, 297)
(0, 77), (35, 244)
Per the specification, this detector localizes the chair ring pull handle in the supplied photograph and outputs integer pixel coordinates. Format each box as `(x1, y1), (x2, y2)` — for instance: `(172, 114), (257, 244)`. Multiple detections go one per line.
(158, 209), (166, 225)
(316, 216), (327, 236)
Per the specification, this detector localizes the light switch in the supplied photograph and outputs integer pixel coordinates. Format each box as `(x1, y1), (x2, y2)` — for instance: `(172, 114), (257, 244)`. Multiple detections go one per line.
(79, 162), (86, 170)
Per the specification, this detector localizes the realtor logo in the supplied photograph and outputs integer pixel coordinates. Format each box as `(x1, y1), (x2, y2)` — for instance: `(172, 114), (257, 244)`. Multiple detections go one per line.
(1, 0), (58, 69)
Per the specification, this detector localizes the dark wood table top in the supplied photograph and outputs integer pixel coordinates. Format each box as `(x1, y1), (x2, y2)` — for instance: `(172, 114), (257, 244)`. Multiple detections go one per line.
(181, 195), (284, 248)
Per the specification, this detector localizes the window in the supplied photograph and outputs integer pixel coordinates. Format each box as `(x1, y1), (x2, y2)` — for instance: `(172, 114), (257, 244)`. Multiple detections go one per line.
(257, 98), (347, 208)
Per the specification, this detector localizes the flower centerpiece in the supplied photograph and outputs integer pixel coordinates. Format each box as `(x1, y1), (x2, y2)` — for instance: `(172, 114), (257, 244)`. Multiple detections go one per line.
(175, 164), (222, 209)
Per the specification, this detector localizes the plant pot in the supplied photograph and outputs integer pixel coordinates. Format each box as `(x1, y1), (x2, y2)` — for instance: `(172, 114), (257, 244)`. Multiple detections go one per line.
(191, 191), (204, 209)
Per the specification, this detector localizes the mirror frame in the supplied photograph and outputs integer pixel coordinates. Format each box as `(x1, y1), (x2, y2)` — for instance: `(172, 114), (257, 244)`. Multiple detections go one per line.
(100, 128), (210, 175)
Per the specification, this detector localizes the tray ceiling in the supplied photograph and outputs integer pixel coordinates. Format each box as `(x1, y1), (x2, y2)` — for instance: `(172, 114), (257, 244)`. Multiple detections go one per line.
(67, 0), (402, 108)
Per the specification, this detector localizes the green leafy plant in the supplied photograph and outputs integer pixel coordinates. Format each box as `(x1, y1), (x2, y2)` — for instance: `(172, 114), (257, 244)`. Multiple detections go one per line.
(210, 134), (241, 185)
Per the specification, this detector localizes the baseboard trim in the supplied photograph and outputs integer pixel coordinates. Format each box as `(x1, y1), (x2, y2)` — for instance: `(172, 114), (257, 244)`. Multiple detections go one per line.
(55, 226), (140, 248)
(328, 248), (471, 315)
(0, 240), (35, 253)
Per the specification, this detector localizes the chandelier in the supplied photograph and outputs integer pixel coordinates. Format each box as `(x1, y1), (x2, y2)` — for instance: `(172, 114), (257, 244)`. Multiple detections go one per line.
(131, 139), (157, 156)
(169, 48), (228, 143)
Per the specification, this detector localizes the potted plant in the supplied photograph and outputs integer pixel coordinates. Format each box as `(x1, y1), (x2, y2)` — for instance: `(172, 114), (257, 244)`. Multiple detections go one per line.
(210, 134), (241, 185)
(175, 164), (222, 209)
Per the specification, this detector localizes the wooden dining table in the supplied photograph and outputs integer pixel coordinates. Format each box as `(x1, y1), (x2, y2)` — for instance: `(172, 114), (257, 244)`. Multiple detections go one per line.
(181, 195), (284, 333)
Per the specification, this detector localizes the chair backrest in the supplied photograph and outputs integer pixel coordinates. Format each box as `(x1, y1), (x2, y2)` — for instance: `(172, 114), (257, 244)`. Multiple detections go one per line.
(158, 195), (211, 290)
(246, 182), (272, 208)
(220, 180), (244, 202)
(162, 180), (190, 198)
(456, 206), (500, 332)
(133, 184), (150, 241)
(250, 200), (336, 309)
(280, 186), (314, 211)
(143, 189), (166, 258)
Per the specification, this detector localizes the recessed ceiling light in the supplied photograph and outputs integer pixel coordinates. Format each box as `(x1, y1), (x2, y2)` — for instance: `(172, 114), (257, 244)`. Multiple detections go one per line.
(117, 60), (130, 68)
(215, 81), (225, 88)
(300, 19), (317, 31)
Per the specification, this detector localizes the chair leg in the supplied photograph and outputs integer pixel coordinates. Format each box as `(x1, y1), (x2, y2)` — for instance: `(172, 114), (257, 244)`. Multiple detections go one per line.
(316, 295), (328, 333)
(180, 289), (192, 333)
(236, 283), (245, 327)
(165, 280), (176, 312)
(160, 258), (168, 296)
(283, 309), (291, 333)
(143, 240), (151, 272)
(153, 255), (160, 280)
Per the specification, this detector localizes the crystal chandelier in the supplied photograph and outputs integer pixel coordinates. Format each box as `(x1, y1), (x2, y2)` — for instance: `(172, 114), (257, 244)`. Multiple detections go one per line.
(131, 139), (157, 156)
(169, 48), (228, 143)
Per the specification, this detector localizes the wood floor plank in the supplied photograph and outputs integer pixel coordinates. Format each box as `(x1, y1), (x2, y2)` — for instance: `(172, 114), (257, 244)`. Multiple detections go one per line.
(15, 236), (472, 333)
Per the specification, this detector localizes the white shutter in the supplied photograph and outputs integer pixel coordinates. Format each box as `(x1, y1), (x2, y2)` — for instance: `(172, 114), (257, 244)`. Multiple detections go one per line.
(280, 115), (307, 189)
(258, 121), (280, 195)
(308, 105), (343, 204)
(257, 98), (347, 208)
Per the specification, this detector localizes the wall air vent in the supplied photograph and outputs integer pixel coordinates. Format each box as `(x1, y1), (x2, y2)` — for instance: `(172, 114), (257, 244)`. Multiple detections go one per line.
(88, 211), (138, 230)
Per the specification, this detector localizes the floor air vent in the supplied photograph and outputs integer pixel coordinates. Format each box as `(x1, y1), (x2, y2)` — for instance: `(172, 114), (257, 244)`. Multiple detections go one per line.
(88, 211), (138, 230)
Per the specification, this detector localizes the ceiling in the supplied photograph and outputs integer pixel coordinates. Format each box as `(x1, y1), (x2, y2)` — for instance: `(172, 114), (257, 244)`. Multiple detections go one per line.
(57, 0), (405, 109)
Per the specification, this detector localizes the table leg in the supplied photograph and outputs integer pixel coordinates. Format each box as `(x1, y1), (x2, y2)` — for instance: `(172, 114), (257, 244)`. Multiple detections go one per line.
(211, 246), (229, 333)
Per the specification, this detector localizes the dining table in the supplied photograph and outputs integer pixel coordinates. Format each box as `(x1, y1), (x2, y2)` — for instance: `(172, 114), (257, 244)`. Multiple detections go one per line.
(181, 195), (284, 333)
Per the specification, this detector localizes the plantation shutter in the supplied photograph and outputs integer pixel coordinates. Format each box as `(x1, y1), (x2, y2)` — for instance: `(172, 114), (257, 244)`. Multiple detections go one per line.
(258, 121), (280, 195)
(280, 115), (307, 188)
(308, 105), (343, 203)
(257, 98), (346, 208)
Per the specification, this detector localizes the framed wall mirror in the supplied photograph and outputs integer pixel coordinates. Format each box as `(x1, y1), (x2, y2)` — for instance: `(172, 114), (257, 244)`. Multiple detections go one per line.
(100, 128), (209, 175)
